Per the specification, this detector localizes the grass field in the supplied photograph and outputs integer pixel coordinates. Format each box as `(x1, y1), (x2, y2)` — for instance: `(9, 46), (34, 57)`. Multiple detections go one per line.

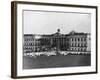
(23, 54), (91, 69)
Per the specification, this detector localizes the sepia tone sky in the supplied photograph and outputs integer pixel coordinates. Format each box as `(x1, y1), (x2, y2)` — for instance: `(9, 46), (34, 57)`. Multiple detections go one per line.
(23, 10), (91, 34)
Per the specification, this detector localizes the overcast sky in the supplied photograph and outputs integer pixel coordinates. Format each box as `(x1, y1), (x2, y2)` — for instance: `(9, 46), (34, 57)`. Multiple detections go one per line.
(23, 10), (91, 34)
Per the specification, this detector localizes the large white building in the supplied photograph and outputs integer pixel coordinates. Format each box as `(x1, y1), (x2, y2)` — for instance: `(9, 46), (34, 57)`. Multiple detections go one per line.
(23, 29), (91, 53)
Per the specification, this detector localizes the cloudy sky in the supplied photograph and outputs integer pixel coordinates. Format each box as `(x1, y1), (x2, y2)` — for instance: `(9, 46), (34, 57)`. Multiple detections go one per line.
(23, 10), (91, 34)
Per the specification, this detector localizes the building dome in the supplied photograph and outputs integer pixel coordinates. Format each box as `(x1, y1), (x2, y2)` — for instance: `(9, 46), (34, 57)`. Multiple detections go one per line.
(69, 30), (76, 34)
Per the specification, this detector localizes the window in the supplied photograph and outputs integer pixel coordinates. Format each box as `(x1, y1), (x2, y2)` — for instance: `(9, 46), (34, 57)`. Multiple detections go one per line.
(78, 38), (80, 41)
(78, 43), (80, 47)
(81, 43), (83, 47)
(74, 38), (75, 41)
(84, 38), (86, 41)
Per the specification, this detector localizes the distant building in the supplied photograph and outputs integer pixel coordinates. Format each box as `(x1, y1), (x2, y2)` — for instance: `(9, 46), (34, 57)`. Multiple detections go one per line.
(24, 34), (34, 53)
(87, 33), (91, 51)
(23, 29), (91, 53)
(67, 31), (87, 52)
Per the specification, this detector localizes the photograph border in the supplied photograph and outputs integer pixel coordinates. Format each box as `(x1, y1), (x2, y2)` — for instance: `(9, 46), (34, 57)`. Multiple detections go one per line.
(11, 1), (98, 78)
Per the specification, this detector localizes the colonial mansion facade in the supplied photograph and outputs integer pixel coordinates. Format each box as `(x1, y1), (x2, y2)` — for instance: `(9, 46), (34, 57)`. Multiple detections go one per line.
(23, 29), (91, 53)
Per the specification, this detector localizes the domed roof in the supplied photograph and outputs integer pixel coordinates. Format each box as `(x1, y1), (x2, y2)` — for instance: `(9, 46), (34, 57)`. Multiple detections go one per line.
(52, 29), (62, 36)
(69, 30), (76, 34)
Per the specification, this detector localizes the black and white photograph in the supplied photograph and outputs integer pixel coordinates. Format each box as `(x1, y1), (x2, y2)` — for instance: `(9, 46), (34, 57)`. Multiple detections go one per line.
(11, 1), (97, 78)
(23, 10), (91, 69)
